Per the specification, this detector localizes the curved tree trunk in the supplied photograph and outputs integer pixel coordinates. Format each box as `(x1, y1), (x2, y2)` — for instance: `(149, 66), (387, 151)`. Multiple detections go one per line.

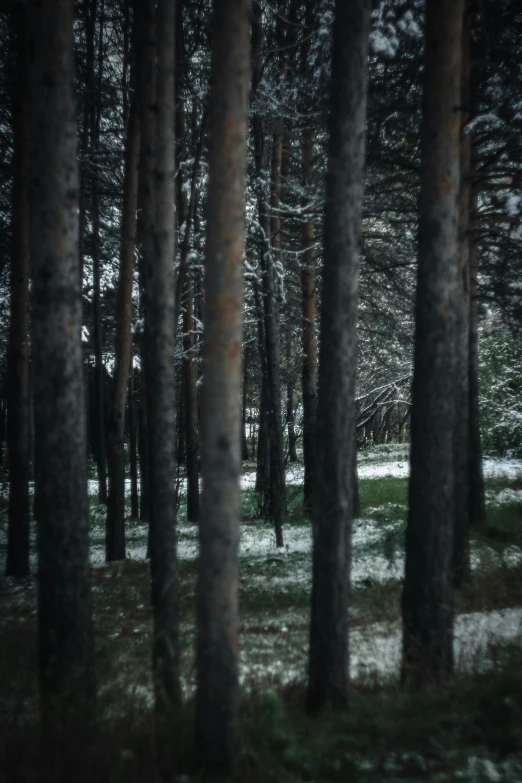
(196, 0), (250, 771)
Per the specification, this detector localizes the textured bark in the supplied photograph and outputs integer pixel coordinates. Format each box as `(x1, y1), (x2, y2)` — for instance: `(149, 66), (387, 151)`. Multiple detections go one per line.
(301, 126), (317, 514)
(453, 6), (472, 588)
(136, 0), (156, 527)
(6, 8), (30, 579)
(196, 0), (250, 771)
(308, 0), (370, 713)
(91, 0), (107, 505)
(106, 24), (140, 562)
(129, 366), (139, 520)
(176, 29), (200, 523)
(252, 1), (285, 545)
(139, 0), (182, 717)
(468, 186), (487, 528)
(27, 0), (94, 730)
(402, 0), (464, 686)
(241, 350), (250, 461)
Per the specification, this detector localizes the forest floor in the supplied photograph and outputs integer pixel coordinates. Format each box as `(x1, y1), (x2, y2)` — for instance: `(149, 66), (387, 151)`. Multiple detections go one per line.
(1, 445), (522, 781)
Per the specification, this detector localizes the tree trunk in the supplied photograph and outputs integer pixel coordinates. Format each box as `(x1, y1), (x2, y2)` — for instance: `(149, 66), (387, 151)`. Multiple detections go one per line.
(468, 184), (487, 528)
(145, 0), (181, 720)
(241, 349), (250, 461)
(252, 1), (285, 546)
(402, 0), (464, 686)
(196, 0), (250, 771)
(27, 0), (94, 733)
(301, 123), (317, 514)
(6, 8), (30, 579)
(453, 5), (473, 588)
(106, 23), (141, 562)
(129, 365), (139, 520)
(91, 0), (107, 505)
(308, 0), (370, 714)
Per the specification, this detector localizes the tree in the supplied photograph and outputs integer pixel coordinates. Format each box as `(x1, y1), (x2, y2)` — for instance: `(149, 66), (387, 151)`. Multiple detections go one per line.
(27, 0), (94, 732)
(145, 0), (181, 717)
(308, 0), (371, 713)
(196, 0), (251, 770)
(402, 0), (465, 686)
(6, 6), (30, 578)
(106, 7), (140, 562)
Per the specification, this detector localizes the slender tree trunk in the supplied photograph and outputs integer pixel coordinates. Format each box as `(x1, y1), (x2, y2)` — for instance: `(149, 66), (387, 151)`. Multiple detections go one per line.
(242, 349), (249, 461)
(301, 124), (317, 514)
(91, 0), (107, 505)
(145, 0), (181, 720)
(308, 0), (370, 713)
(401, 0), (464, 686)
(252, 2), (285, 546)
(285, 332), (297, 463)
(129, 365), (139, 520)
(6, 8), (30, 579)
(454, 5), (472, 588)
(138, 371), (149, 521)
(468, 184), (487, 528)
(106, 25), (141, 562)
(28, 0), (94, 733)
(136, 0), (156, 528)
(196, 0), (250, 771)
(176, 29), (200, 523)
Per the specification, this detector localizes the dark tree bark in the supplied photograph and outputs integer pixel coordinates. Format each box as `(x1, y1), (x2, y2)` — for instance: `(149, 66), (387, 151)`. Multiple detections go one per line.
(129, 365), (139, 520)
(308, 0), (370, 713)
(91, 0), (107, 505)
(138, 0), (182, 717)
(196, 0), (250, 771)
(468, 185), (487, 528)
(136, 0), (156, 528)
(285, 331), (297, 463)
(252, 1), (285, 546)
(241, 350), (250, 461)
(6, 8), (30, 579)
(27, 0), (94, 731)
(176, 23), (201, 523)
(401, 0), (464, 686)
(106, 20), (141, 562)
(301, 123), (317, 514)
(453, 5), (473, 588)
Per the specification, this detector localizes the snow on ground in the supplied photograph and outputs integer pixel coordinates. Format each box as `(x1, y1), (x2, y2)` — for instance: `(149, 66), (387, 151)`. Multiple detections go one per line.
(84, 455), (522, 498)
(238, 606), (522, 690)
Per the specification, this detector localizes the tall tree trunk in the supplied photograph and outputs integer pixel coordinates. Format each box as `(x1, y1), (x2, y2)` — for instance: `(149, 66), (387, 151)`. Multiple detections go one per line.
(176, 22), (200, 523)
(285, 331), (297, 463)
(28, 0), (94, 733)
(453, 5), (472, 588)
(308, 0), (370, 714)
(196, 0), (250, 771)
(468, 184), (487, 528)
(136, 0), (156, 529)
(252, 1), (285, 546)
(242, 349), (249, 461)
(6, 8), (30, 579)
(106, 23), (141, 562)
(129, 364), (139, 520)
(401, 0), (464, 686)
(91, 0), (107, 505)
(301, 124), (317, 514)
(145, 0), (181, 721)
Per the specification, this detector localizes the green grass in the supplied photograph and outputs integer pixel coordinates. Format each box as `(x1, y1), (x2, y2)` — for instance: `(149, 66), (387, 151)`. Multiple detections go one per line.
(3, 462), (522, 780)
